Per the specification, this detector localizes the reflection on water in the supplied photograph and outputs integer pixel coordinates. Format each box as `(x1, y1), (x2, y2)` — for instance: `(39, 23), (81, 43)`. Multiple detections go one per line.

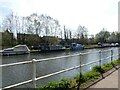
(1, 47), (119, 88)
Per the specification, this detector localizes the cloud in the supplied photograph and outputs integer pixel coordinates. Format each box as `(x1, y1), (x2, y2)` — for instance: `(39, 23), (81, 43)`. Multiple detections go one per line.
(0, 0), (13, 17)
(0, 0), (119, 34)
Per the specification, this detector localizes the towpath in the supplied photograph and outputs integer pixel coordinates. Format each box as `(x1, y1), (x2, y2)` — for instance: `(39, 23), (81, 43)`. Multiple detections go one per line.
(89, 67), (119, 89)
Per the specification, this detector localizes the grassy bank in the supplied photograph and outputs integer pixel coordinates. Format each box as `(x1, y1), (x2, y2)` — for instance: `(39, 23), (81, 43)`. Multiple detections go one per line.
(36, 59), (120, 90)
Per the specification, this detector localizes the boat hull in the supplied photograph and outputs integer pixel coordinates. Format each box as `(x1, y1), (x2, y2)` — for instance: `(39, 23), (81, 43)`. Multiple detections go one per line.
(0, 51), (29, 56)
(0, 45), (30, 56)
(40, 45), (66, 53)
(71, 43), (84, 51)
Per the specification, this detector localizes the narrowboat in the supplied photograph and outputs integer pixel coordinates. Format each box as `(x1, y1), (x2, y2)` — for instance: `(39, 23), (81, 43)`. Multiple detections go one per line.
(40, 45), (65, 52)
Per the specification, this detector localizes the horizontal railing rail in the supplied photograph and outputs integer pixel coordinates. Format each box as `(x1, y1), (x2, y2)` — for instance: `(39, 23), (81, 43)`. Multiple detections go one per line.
(0, 61), (32, 67)
(1, 48), (120, 89)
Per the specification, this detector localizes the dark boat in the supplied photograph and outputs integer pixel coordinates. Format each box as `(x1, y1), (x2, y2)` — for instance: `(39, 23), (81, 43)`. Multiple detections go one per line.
(71, 43), (84, 51)
(40, 45), (65, 52)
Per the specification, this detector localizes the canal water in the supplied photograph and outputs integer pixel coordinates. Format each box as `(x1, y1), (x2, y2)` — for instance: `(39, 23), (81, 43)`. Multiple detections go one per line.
(1, 47), (120, 88)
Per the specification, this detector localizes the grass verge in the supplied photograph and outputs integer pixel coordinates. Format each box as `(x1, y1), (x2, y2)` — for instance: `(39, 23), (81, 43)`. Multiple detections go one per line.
(36, 59), (120, 90)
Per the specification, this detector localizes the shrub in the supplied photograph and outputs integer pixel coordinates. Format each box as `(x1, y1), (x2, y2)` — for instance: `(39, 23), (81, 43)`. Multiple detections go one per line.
(37, 78), (70, 90)
(83, 70), (100, 81)
(92, 66), (105, 73)
(74, 73), (86, 84)
(113, 59), (120, 65)
(102, 63), (113, 71)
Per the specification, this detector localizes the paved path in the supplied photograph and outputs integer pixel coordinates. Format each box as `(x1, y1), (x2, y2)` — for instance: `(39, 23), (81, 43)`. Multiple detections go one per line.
(90, 68), (119, 88)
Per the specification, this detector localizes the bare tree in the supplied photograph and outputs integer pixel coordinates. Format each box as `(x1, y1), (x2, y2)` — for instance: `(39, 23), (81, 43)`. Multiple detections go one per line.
(74, 25), (88, 44)
(2, 12), (14, 33)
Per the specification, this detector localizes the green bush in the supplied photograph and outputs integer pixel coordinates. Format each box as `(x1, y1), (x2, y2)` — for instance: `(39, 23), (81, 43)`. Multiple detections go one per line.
(84, 70), (100, 81)
(74, 73), (86, 84)
(73, 70), (101, 86)
(93, 66), (105, 73)
(37, 78), (70, 90)
(113, 59), (120, 65)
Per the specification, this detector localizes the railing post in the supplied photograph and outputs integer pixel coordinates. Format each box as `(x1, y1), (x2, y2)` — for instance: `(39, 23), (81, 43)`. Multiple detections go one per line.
(99, 50), (104, 78)
(80, 54), (82, 85)
(118, 47), (120, 59)
(78, 53), (82, 90)
(32, 59), (37, 88)
(99, 50), (102, 67)
(80, 53), (82, 74)
(111, 50), (113, 63)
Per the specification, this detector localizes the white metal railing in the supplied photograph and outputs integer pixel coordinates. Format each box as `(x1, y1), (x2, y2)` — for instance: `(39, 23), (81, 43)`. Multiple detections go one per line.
(0, 48), (120, 89)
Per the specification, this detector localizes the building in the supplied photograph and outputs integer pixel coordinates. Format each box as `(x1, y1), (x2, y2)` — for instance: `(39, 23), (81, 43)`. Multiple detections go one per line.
(1, 30), (14, 48)
(17, 33), (41, 47)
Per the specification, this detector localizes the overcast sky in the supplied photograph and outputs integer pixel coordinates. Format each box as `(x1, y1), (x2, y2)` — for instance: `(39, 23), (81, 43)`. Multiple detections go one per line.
(0, 0), (119, 35)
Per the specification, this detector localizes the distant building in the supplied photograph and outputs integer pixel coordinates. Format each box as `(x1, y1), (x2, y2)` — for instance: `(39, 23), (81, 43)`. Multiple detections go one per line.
(1, 30), (14, 48)
(17, 33), (41, 47)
